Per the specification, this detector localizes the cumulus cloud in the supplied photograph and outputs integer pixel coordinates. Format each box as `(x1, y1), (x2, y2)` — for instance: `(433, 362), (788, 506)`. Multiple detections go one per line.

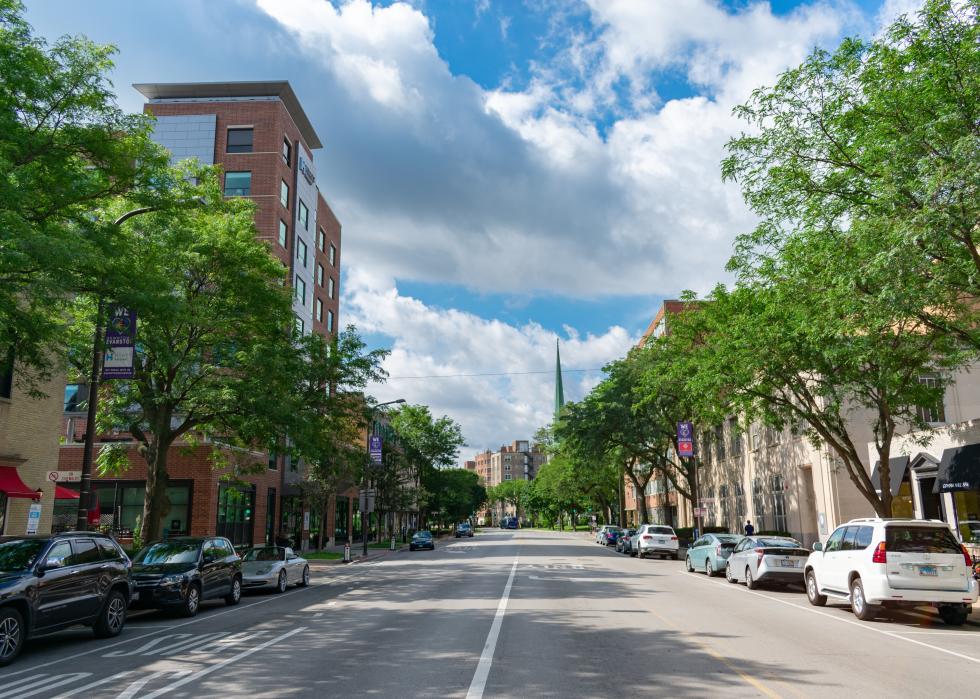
(342, 268), (634, 457)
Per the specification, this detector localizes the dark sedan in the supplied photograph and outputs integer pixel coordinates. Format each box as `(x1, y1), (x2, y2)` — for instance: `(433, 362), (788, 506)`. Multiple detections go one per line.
(131, 537), (242, 617)
(410, 531), (435, 551)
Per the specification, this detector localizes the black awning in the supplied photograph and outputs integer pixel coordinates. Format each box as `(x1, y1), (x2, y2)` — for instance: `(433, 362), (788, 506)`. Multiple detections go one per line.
(870, 455), (910, 496)
(934, 444), (980, 493)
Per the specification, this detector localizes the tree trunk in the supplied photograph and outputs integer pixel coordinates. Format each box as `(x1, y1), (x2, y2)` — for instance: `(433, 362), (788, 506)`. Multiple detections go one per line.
(627, 470), (651, 525)
(141, 436), (173, 544)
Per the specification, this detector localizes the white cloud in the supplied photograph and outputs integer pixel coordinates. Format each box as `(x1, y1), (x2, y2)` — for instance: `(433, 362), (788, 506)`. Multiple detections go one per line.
(343, 267), (634, 460)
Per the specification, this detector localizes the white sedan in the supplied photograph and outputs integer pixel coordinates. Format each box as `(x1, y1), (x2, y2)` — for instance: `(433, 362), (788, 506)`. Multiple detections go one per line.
(240, 546), (311, 593)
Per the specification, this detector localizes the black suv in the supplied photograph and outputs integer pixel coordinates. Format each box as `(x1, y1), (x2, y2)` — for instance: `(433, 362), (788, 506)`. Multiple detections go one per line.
(131, 537), (242, 617)
(0, 532), (132, 666)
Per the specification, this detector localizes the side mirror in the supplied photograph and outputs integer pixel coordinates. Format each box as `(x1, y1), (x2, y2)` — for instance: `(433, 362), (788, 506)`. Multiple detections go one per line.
(42, 558), (65, 572)
(812, 542), (823, 552)
(202, 554), (215, 564)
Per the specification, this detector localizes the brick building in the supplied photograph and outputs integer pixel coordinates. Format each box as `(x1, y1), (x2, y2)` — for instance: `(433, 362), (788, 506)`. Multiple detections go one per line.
(54, 81), (351, 549)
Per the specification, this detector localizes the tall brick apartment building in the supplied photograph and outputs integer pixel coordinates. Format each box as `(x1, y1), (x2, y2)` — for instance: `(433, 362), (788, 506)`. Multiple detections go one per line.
(56, 81), (350, 549)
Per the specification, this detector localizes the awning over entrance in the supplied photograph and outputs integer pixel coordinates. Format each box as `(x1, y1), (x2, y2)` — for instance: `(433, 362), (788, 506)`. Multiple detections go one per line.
(934, 444), (980, 493)
(0, 466), (39, 498)
(870, 456), (910, 496)
(55, 485), (79, 499)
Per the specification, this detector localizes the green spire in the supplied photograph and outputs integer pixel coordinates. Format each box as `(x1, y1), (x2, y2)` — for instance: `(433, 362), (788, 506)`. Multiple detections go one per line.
(554, 339), (565, 418)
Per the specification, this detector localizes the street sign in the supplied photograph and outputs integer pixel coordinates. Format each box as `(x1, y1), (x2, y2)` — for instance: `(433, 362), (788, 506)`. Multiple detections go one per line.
(26, 502), (42, 535)
(369, 435), (383, 465)
(47, 470), (81, 482)
(102, 305), (137, 380)
(677, 421), (694, 458)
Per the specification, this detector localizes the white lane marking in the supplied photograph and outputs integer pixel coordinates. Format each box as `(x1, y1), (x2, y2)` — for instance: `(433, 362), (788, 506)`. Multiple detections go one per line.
(680, 571), (980, 665)
(52, 671), (135, 698)
(466, 556), (520, 699)
(139, 626), (307, 699)
(115, 670), (192, 699)
(0, 673), (88, 699)
(2, 573), (363, 677)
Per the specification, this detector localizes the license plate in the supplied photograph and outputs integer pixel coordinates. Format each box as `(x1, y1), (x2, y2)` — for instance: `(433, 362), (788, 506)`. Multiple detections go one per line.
(918, 565), (937, 576)
(779, 559), (796, 568)
(657, 539), (665, 544)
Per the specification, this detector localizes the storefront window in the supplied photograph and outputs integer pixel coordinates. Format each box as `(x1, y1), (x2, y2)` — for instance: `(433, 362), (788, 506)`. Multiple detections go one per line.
(954, 490), (980, 543)
(90, 482), (190, 536)
(335, 497), (349, 542)
(216, 484), (255, 547)
(893, 481), (915, 518)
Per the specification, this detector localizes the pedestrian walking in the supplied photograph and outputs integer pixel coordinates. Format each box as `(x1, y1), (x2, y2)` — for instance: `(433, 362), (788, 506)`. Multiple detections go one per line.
(744, 520), (754, 536)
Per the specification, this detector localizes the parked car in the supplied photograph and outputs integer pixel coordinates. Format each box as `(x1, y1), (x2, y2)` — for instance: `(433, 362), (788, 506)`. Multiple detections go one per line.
(595, 525), (615, 544)
(410, 530), (435, 551)
(804, 518), (978, 625)
(616, 528), (637, 554)
(240, 546), (310, 592)
(455, 523), (474, 538)
(686, 533), (741, 576)
(600, 526), (623, 546)
(131, 537), (242, 617)
(631, 525), (679, 559)
(726, 535), (809, 588)
(0, 532), (132, 667)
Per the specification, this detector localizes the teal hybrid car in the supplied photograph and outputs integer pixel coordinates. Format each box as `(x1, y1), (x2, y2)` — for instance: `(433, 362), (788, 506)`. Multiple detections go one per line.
(685, 533), (742, 576)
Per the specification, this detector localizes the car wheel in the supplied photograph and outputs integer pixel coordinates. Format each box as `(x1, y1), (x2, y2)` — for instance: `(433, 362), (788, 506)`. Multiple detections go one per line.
(94, 589), (128, 638)
(225, 576), (242, 606)
(726, 562), (737, 584)
(806, 571), (827, 607)
(705, 559), (714, 577)
(276, 570), (288, 594)
(0, 607), (25, 667)
(300, 566), (311, 587)
(180, 583), (201, 618)
(745, 567), (759, 590)
(849, 578), (877, 621)
(938, 605), (968, 626)
(685, 556), (694, 572)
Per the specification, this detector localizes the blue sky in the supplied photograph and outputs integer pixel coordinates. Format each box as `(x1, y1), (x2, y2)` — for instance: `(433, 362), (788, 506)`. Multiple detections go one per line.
(24, 0), (915, 455)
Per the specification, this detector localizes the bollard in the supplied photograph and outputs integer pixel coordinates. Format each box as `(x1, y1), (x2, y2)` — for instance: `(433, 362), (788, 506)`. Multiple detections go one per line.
(343, 542), (351, 563)
(390, 536), (396, 551)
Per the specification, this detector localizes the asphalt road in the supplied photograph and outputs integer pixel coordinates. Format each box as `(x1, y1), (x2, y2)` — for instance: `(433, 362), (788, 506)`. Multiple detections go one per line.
(2, 530), (978, 698)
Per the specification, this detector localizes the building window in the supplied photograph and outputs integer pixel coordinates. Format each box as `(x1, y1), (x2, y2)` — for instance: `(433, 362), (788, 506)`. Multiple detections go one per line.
(278, 220), (288, 248)
(752, 478), (768, 531)
(268, 451), (278, 471)
(327, 276), (335, 299)
(734, 482), (746, 525)
(317, 228), (325, 251)
(280, 180), (289, 208)
(315, 297), (323, 322)
(226, 128), (253, 153)
(294, 276), (306, 306)
(296, 238), (308, 268)
(63, 383), (89, 412)
(728, 417), (741, 456)
(326, 309), (334, 333)
(916, 375), (946, 424)
(298, 200), (309, 230)
(329, 243), (336, 267)
(282, 137), (291, 165)
(771, 475), (787, 533)
(223, 171), (251, 196)
(295, 316), (305, 335)
(316, 263), (324, 287)
(504, 474), (512, 481)
(714, 424), (725, 461)
(0, 346), (13, 400)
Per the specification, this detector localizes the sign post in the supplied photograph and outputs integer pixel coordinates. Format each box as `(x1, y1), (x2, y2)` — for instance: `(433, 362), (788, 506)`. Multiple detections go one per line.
(26, 502), (42, 535)
(101, 306), (137, 380)
(677, 421), (702, 536)
(369, 435), (383, 467)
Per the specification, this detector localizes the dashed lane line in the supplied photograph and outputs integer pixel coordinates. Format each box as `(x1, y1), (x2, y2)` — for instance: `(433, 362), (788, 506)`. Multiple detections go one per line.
(465, 554), (520, 699)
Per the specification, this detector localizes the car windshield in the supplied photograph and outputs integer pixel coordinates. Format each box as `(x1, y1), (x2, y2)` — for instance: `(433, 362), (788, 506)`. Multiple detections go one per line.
(887, 526), (961, 553)
(716, 535), (740, 542)
(414, 531), (432, 539)
(242, 547), (284, 562)
(134, 541), (201, 564)
(649, 527), (674, 535)
(758, 538), (801, 548)
(0, 539), (47, 573)
(607, 527), (622, 532)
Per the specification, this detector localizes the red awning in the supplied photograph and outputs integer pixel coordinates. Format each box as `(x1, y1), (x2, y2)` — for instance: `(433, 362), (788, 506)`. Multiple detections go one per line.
(0, 466), (39, 498)
(55, 485), (79, 499)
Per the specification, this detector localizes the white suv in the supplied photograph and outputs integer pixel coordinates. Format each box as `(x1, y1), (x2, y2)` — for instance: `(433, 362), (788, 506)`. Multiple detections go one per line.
(631, 524), (679, 560)
(804, 518), (978, 625)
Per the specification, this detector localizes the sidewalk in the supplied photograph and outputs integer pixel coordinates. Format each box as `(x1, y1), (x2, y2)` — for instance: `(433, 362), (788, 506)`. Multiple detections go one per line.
(304, 537), (411, 567)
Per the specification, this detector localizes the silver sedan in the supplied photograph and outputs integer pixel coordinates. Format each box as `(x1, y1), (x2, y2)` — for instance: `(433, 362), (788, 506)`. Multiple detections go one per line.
(725, 536), (809, 589)
(240, 546), (311, 593)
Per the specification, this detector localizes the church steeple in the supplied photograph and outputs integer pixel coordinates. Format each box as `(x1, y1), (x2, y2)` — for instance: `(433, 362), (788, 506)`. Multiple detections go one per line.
(554, 339), (565, 419)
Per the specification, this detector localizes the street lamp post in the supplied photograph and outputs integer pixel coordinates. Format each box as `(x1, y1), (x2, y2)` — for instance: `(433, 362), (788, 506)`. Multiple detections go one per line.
(75, 207), (156, 532)
(360, 398), (405, 557)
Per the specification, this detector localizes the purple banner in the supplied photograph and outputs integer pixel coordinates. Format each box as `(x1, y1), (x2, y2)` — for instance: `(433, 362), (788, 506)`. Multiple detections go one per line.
(677, 421), (694, 458)
(105, 306), (137, 347)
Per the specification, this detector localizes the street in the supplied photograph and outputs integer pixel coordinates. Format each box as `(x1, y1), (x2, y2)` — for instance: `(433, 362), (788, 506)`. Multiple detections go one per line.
(1, 530), (977, 698)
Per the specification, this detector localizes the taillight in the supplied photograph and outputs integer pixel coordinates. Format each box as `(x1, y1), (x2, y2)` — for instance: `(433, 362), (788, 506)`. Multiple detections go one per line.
(642, 535), (652, 540)
(715, 544), (721, 556)
(872, 542), (887, 564)
(755, 547), (764, 566)
(962, 545), (973, 568)
(671, 536), (678, 541)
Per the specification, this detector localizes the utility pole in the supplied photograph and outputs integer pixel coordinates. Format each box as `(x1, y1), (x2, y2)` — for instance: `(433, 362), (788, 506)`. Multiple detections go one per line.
(362, 398), (405, 557)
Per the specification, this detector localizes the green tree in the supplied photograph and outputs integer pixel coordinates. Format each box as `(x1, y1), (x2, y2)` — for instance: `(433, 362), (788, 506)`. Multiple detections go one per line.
(723, 0), (980, 349)
(0, 0), (172, 386)
(84, 171), (300, 542)
(429, 469), (486, 527)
